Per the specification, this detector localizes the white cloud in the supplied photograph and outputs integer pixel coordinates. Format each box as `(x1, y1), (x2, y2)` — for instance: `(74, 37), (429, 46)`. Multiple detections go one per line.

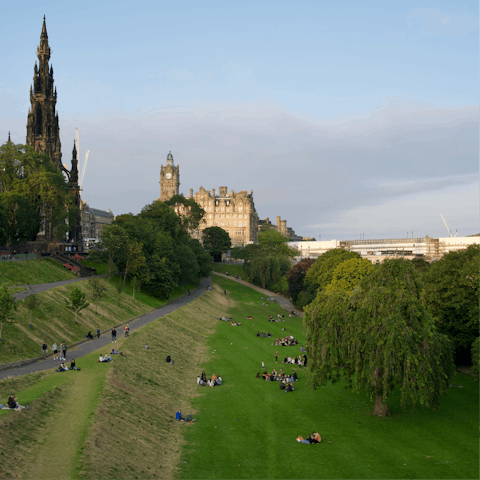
(1, 99), (478, 240)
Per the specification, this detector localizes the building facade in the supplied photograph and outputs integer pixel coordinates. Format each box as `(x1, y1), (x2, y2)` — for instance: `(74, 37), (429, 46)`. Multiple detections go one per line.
(80, 201), (115, 241)
(159, 151), (180, 201)
(190, 186), (259, 246)
(257, 216), (302, 241)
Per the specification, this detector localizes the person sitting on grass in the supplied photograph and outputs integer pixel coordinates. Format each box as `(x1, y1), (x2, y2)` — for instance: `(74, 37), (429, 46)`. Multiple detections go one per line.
(256, 372), (261, 378)
(216, 376), (223, 386)
(6, 394), (27, 411)
(104, 353), (113, 362)
(70, 359), (81, 371)
(246, 316), (253, 319)
(57, 362), (69, 371)
(284, 382), (295, 393)
(86, 331), (93, 339)
(145, 344), (151, 350)
(166, 355), (176, 364)
(99, 355), (109, 363)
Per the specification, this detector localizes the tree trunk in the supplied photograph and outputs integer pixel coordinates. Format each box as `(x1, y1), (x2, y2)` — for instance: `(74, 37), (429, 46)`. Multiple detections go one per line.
(374, 394), (389, 417)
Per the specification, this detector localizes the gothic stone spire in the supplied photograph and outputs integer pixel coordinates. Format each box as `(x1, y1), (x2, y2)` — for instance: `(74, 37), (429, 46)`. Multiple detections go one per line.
(26, 16), (62, 171)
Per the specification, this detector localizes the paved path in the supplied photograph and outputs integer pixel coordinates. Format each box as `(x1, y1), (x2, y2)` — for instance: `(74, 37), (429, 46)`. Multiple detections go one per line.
(13, 275), (105, 301)
(212, 271), (303, 317)
(0, 277), (211, 380)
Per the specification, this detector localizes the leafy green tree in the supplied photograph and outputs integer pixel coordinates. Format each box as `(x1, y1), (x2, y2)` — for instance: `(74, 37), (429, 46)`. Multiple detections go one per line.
(189, 239), (213, 278)
(0, 193), (41, 248)
(65, 287), (89, 323)
(305, 248), (361, 291)
(88, 277), (106, 315)
(115, 281), (124, 303)
(24, 294), (38, 327)
(305, 259), (455, 416)
(257, 229), (298, 258)
(286, 258), (315, 303)
(202, 226), (232, 256)
(101, 224), (129, 272)
(123, 240), (146, 286)
(0, 285), (17, 323)
(174, 244), (199, 289)
(0, 142), (78, 241)
(423, 245), (479, 364)
(249, 255), (291, 289)
(324, 257), (374, 294)
(164, 195), (206, 231)
(410, 257), (431, 276)
(0, 200), (8, 246)
(471, 338), (479, 381)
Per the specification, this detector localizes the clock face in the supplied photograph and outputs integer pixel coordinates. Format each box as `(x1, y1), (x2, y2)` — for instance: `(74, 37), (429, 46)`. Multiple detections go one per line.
(165, 173), (172, 180)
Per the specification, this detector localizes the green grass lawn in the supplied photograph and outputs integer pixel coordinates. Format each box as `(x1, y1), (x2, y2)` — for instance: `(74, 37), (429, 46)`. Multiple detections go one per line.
(178, 275), (479, 479)
(212, 263), (249, 281)
(0, 258), (76, 286)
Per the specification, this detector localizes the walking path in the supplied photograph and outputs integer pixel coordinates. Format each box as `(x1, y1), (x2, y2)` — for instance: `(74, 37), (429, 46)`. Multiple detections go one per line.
(12, 275), (105, 301)
(0, 277), (210, 380)
(212, 271), (303, 317)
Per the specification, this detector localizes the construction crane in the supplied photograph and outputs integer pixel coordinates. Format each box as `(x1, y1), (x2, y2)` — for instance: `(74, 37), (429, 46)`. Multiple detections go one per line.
(79, 149), (90, 188)
(75, 127), (90, 189)
(440, 214), (458, 237)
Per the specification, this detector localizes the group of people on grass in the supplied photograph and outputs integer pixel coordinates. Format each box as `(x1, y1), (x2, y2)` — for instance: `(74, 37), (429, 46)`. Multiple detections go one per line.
(282, 354), (307, 367)
(268, 315), (285, 323)
(274, 335), (298, 346)
(55, 359), (81, 372)
(257, 331), (271, 337)
(197, 371), (223, 387)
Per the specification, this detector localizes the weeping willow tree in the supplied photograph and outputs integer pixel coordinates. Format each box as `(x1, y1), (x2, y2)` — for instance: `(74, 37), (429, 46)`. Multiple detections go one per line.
(304, 258), (455, 416)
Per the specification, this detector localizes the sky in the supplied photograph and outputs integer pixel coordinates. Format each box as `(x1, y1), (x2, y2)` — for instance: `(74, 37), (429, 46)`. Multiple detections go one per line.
(1, 0), (478, 240)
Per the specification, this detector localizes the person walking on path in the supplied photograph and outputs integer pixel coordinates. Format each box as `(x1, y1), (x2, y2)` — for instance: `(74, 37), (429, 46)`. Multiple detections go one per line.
(188, 289), (191, 296)
(97, 327), (101, 339)
(42, 341), (48, 360)
(224, 290), (227, 296)
(275, 351), (278, 363)
(52, 342), (58, 360)
(124, 324), (129, 338)
(61, 342), (68, 361)
(111, 328), (117, 343)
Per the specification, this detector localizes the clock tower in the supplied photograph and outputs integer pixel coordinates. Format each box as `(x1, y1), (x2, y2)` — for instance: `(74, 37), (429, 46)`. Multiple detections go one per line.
(159, 150), (180, 201)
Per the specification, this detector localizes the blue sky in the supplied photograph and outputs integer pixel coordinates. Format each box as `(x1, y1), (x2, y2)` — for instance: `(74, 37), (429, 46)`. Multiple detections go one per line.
(1, 1), (478, 239)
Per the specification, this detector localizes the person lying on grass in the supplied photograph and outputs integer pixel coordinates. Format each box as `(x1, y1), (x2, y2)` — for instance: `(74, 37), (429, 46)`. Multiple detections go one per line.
(296, 432), (321, 444)
(111, 349), (125, 356)
(99, 355), (111, 363)
(217, 316), (231, 321)
(276, 336), (298, 347)
(246, 315), (253, 319)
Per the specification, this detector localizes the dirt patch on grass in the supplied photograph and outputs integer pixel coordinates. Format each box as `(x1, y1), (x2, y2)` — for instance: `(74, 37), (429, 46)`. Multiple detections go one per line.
(76, 289), (220, 479)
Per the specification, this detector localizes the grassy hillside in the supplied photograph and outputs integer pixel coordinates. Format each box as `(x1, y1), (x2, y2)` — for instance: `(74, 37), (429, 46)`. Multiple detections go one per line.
(0, 258), (76, 286)
(0, 276), (477, 480)
(0, 286), (225, 480)
(0, 277), (164, 364)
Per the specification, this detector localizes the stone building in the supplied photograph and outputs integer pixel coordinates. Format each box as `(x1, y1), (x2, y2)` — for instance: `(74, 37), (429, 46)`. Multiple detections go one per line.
(257, 216), (302, 241)
(190, 186), (259, 246)
(158, 151), (259, 246)
(25, 17), (81, 243)
(80, 201), (115, 240)
(159, 151), (180, 201)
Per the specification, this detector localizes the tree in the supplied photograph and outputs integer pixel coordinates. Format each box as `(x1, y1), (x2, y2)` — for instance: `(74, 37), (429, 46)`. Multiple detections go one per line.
(304, 259), (455, 416)
(123, 240), (146, 286)
(305, 249), (361, 291)
(0, 200), (8, 246)
(0, 285), (17, 323)
(423, 245), (479, 365)
(286, 258), (315, 303)
(202, 226), (231, 257)
(324, 257), (374, 294)
(258, 229), (298, 259)
(88, 277), (106, 315)
(249, 255), (291, 289)
(115, 281), (124, 303)
(65, 287), (89, 323)
(24, 294), (38, 327)
(174, 244), (199, 289)
(164, 195), (206, 231)
(189, 239), (213, 278)
(471, 338), (479, 382)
